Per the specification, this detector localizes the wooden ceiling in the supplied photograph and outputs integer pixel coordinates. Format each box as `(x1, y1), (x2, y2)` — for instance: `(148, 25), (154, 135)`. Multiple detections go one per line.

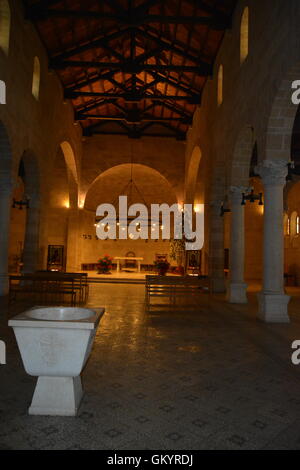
(24, 0), (237, 139)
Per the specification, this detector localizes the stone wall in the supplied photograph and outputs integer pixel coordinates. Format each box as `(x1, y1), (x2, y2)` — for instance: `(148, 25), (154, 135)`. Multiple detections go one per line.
(185, 0), (300, 281)
(2, 0), (300, 279)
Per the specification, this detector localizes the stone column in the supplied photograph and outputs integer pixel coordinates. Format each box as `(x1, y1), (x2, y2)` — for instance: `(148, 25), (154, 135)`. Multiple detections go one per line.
(209, 201), (226, 293)
(0, 178), (13, 296)
(226, 186), (248, 303)
(66, 208), (80, 273)
(256, 160), (290, 323)
(22, 194), (40, 273)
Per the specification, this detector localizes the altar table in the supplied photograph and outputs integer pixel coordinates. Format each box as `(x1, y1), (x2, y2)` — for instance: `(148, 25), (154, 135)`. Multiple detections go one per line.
(114, 257), (144, 273)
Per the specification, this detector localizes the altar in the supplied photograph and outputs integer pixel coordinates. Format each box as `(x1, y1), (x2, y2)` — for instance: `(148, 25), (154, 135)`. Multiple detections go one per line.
(114, 256), (144, 273)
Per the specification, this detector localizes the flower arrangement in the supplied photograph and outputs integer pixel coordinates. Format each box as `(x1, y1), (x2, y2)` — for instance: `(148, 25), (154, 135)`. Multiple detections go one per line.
(154, 259), (170, 276)
(97, 254), (113, 274)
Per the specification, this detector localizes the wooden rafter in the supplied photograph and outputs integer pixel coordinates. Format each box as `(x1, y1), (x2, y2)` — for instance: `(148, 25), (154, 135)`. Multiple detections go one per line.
(25, 0), (237, 139)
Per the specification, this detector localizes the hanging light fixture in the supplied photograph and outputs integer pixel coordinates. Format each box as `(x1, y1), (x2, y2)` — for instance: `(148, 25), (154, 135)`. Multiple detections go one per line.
(94, 142), (160, 228)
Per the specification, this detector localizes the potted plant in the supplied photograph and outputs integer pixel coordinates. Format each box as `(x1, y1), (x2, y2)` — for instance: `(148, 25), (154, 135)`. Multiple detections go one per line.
(97, 254), (113, 274)
(154, 259), (170, 276)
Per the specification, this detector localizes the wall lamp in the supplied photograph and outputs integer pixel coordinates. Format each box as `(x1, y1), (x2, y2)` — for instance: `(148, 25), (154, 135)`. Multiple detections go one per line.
(12, 197), (30, 210)
(286, 161), (300, 182)
(241, 189), (263, 206)
(220, 203), (231, 217)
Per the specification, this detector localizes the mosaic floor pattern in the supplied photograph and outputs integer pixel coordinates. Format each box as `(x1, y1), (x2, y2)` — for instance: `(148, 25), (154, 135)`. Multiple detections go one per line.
(1, 284), (300, 450)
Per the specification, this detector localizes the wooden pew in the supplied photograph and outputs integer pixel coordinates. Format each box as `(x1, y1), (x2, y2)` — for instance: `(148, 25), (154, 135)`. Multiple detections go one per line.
(9, 272), (89, 306)
(145, 275), (209, 313)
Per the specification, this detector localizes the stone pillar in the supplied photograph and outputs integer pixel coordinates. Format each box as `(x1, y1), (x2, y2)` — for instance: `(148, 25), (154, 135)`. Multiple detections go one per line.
(209, 201), (226, 293)
(66, 208), (80, 273)
(226, 186), (248, 303)
(22, 194), (40, 273)
(256, 160), (290, 323)
(38, 208), (49, 270)
(0, 178), (13, 296)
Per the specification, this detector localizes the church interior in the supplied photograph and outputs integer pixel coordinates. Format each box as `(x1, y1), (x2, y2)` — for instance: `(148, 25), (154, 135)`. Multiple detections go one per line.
(2, 0), (300, 451)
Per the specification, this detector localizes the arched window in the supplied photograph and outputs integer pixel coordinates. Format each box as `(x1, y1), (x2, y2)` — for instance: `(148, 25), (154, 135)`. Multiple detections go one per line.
(32, 56), (40, 100)
(0, 80), (5, 104)
(0, 0), (10, 55)
(297, 216), (300, 235)
(240, 7), (249, 64)
(290, 212), (298, 237)
(284, 214), (290, 236)
(217, 64), (223, 106)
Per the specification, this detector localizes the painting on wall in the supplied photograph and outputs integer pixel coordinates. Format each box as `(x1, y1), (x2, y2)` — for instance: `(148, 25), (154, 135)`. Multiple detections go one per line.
(186, 250), (201, 275)
(47, 245), (64, 271)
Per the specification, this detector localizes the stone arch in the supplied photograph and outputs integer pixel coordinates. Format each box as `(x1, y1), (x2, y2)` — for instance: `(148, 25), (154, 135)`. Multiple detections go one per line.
(32, 56), (40, 100)
(0, 0), (10, 55)
(60, 141), (78, 184)
(230, 126), (255, 187)
(81, 137), (184, 203)
(185, 145), (202, 205)
(60, 141), (78, 209)
(240, 6), (249, 64)
(217, 65), (223, 106)
(265, 63), (300, 161)
(84, 163), (178, 210)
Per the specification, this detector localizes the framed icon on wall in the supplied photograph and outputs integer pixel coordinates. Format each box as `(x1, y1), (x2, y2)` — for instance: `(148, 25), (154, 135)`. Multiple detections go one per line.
(186, 250), (201, 276)
(47, 245), (64, 271)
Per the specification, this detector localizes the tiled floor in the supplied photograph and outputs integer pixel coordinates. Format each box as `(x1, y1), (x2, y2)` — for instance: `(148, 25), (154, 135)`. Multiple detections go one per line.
(1, 284), (300, 450)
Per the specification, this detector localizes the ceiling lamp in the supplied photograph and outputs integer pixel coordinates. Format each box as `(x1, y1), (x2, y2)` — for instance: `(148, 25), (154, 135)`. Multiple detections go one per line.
(95, 144), (160, 228)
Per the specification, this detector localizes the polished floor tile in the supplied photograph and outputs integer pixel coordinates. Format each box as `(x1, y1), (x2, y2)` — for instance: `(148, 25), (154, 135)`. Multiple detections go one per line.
(1, 284), (300, 449)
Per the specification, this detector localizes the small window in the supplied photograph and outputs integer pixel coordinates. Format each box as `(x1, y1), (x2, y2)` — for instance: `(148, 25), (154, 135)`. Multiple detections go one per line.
(217, 64), (223, 106)
(0, 80), (5, 104)
(290, 212), (298, 237)
(32, 56), (40, 100)
(297, 216), (300, 235)
(0, 0), (10, 55)
(287, 217), (291, 236)
(240, 7), (249, 64)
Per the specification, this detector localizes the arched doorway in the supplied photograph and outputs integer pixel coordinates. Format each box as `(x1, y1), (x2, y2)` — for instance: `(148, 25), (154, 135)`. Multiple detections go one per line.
(80, 163), (177, 273)
(45, 143), (78, 271)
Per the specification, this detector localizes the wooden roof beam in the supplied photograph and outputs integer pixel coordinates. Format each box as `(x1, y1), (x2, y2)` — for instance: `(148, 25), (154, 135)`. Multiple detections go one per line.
(65, 90), (201, 104)
(50, 60), (212, 76)
(52, 27), (132, 62)
(26, 8), (231, 29)
(75, 112), (192, 125)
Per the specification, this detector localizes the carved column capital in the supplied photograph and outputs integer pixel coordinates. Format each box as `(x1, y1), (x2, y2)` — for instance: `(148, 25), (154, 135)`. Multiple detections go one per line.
(255, 160), (288, 186)
(228, 186), (250, 205)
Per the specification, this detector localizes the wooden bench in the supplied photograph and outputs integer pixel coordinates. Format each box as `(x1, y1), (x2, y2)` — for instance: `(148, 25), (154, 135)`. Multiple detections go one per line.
(145, 275), (209, 313)
(36, 271), (89, 302)
(9, 272), (89, 306)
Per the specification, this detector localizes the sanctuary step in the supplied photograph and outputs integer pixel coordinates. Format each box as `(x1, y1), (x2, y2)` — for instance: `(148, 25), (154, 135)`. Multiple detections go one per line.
(88, 276), (145, 285)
